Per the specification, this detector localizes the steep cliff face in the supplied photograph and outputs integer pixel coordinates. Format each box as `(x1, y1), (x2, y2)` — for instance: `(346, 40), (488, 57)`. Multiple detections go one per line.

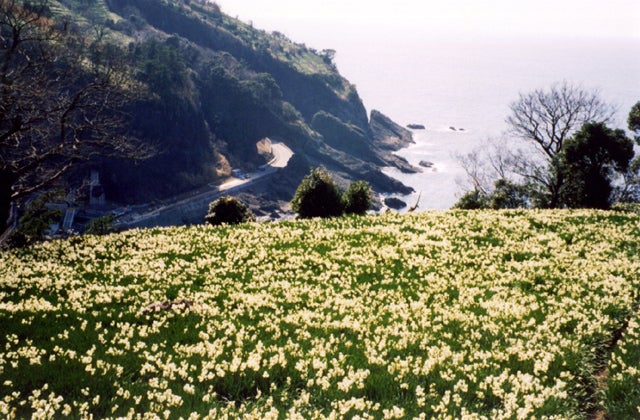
(105, 0), (371, 129)
(370, 110), (415, 151)
(58, 0), (413, 204)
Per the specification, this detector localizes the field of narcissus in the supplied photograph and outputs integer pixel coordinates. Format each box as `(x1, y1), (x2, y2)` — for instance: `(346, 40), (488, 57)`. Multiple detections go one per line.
(1, 210), (640, 419)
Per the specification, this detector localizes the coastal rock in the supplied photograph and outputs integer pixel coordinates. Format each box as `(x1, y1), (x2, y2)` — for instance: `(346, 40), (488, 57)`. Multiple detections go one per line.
(312, 111), (379, 161)
(366, 109), (419, 175)
(407, 124), (426, 130)
(362, 168), (414, 194)
(385, 154), (420, 174)
(370, 110), (414, 151)
(384, 197), (407, 210)
(419, 160), (434, 168)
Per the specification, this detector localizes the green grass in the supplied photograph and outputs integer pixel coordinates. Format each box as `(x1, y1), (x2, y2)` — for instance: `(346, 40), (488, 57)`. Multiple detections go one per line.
(1, 210), (639, 418)
(603, 308), (640, 418)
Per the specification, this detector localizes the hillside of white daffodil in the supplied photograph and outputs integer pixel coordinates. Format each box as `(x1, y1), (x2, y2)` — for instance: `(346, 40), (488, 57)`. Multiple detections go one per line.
(0, 210), (639, 418)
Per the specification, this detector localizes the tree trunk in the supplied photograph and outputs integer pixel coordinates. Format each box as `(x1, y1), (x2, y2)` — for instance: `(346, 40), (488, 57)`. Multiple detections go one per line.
(0, 169), (15, 236)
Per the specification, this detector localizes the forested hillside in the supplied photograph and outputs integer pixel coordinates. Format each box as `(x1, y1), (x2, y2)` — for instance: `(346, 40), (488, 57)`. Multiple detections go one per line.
(49, 0), (415, 204)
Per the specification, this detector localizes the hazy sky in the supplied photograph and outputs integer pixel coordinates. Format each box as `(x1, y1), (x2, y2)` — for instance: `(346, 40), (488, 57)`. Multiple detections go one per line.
(214, 0), (640, 46)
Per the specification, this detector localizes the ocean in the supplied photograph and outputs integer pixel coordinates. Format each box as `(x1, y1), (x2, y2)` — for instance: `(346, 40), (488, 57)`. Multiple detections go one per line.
(330, 35), (640, 209)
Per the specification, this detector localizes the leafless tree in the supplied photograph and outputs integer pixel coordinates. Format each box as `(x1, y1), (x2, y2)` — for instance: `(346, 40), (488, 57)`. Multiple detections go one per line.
(455, 148), (492, 196)
(504, 82), (616, 207)
(507, 81), (616, 159)
(455, 137), (519, 196)
(0, 0), (151, 237)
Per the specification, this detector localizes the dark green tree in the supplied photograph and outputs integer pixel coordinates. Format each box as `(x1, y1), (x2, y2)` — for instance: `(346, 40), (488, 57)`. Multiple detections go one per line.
(620, 158), (640, 203)
(4, 192), (61, 248)
(343, 180), (372, 215)
(291, 167), (344, 218)
(617, 102), (640, 202)
(488, 179), (530, 209)
(628, 101), (640, 142)
(135, 39), (188, 100)
(205, 196), (255, 226)
(559, 122), (634, 209)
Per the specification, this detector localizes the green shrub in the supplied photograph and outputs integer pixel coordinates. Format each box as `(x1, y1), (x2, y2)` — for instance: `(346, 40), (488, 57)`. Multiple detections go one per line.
(5, 193), (62, 248)
(85, 215), (117, 235)
(343, 180), (372, 215)
(453, 190), (489, 210)
(611, 202), (640, 214)
(291, 167), (344, 218)
(488, 179), (530, 209)
(205, 196), (255, 226)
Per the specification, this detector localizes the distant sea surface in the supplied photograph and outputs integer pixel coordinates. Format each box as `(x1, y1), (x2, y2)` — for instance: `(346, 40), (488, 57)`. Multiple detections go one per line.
(330, 35), (640, 209)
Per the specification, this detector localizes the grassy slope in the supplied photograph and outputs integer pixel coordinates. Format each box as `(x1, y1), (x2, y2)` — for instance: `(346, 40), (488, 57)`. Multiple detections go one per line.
(54, 0), (342, 90)
(1, 210), (639, 418)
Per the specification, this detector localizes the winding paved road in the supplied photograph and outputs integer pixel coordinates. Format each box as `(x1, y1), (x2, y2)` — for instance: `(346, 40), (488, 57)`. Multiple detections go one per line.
(114, 142), (293, 228)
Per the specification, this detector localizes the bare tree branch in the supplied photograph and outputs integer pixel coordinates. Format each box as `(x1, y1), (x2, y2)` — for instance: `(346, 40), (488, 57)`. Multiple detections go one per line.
(502, 82), (616, 207)
(506, 81), (616, 161)
(0, 0), (153, 236)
